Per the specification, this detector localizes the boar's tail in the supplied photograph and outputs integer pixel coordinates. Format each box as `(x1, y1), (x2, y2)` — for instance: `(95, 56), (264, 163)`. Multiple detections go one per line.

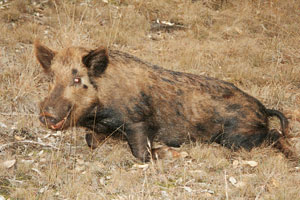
(266, 109), (299, 160)
(266, 109), (289, 138)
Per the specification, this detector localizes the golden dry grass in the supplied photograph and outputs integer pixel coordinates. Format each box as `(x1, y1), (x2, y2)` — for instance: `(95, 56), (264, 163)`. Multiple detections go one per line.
(1, 0), (300, 199)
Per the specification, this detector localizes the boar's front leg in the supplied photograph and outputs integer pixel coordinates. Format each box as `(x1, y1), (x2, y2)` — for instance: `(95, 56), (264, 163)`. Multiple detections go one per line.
(85, 132), (106, 149)
(82, 122), (111, 149)
(126, 122), (157, 162)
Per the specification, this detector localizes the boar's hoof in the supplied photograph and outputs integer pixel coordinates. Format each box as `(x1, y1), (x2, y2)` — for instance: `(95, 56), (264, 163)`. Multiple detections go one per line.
(85, 133), (102, 149)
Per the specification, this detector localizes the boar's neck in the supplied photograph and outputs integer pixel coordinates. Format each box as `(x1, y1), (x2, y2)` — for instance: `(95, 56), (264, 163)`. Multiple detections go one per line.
(77, 104), (126, 134)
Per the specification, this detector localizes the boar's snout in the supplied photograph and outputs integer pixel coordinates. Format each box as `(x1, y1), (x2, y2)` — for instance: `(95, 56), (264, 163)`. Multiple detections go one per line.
(39, 111), (66, 130)
(39, 83), (74, 130)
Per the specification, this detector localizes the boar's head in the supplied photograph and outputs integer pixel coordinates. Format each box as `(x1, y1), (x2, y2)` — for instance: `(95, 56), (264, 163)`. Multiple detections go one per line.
(35, 41), (108, 130)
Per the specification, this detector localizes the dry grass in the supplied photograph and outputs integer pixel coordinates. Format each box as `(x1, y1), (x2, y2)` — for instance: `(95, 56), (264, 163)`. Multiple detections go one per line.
(1, 0), (300, 199)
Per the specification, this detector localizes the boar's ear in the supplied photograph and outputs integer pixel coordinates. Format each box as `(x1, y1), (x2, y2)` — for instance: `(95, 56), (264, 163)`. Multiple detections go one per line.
(34, 40), (56, 72)
(82, 48), (109, 77)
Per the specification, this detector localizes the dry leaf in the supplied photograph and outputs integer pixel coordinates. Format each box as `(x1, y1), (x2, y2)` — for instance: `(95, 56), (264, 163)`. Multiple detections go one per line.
(179, 151), (189, 158)
(38, 150), (44, 156)
(21, 159), (34, 165)
(234, 27), (243, 34)
(32, 168), (42, 176)
(243, 160), (258, 167)
(233, 160), (239, 168)
(14, 135), (25, 141)
(75, 165), (85, 172)
(201, 189), (214, 194)
(100, 177), (105, 185)
(0, 122), (7, 128)
(2, 159), (16, 169)
(183, 186), (192, 193)
(161, 190), (169, 197)
(235, 181), (246, 188)
(202, 192), (212, 197)
(76, 159), (85, 165)
(271, 178), (279, 188)
(39, 186), (48, 193)
(132, 164), (149, 170)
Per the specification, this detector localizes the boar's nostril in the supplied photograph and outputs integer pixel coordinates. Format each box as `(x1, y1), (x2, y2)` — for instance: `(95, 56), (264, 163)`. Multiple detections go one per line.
(49, 117), (56, 124)
(39, 115), (57, 126)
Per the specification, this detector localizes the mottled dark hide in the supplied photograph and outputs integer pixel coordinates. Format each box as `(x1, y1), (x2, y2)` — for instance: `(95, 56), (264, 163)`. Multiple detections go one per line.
(35, 41), (297, 162)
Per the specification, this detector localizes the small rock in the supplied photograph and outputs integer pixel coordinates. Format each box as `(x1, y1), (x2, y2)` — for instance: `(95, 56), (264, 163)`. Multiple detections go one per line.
(0, 195), (5, 200)
(229, 176), (237, 185)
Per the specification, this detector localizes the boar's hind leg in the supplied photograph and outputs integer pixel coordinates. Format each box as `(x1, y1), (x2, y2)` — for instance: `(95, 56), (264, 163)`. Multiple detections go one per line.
(210, 117), (268, 150)
(211, 130), (268, 151)
(126, 122), (157, 162)
(267, 129), (298, 160)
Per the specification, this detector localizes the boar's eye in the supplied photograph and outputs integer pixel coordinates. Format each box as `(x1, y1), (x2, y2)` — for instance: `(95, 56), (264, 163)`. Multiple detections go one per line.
(74, 77), (81, 84)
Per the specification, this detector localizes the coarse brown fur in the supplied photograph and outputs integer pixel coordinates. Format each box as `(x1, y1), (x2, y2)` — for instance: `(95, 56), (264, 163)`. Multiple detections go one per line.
(35, 40), (298, 162)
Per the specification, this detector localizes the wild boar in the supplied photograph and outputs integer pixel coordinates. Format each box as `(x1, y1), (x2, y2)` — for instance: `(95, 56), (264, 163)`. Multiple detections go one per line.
(35, 41), (297, 162)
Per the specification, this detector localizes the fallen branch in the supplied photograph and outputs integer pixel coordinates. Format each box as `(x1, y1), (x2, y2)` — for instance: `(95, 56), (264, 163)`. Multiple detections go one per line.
(0, 112), (39, 117)
(0, 140), (58, 151)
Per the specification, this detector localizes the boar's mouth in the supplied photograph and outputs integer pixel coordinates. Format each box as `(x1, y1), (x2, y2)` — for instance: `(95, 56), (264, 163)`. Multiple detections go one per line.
(50, 118), (66, 130)
(39, 111), (69, 130)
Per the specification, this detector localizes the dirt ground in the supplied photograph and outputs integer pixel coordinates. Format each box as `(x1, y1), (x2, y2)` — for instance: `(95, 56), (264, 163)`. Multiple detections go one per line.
(1, 0), (300, 199)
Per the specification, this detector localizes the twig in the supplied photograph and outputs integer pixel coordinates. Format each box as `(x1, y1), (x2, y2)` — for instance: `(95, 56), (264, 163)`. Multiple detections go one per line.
(20, 140), (59, 149)
(0, 142), (15, 151)
(255, 171), (275, 200)
(0, 140), (58, 151)
(224, 170), (229, 200)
